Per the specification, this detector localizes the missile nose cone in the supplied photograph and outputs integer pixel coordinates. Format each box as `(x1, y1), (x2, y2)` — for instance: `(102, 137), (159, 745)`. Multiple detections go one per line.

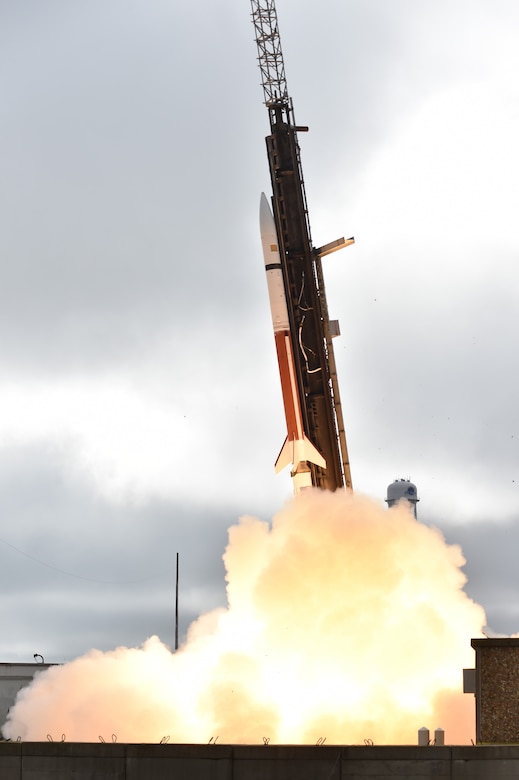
(260, 191), (270, 218)
(260, 192), (275, 240)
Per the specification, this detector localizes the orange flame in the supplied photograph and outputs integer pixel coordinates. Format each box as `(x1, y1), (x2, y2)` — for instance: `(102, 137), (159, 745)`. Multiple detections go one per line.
(3, 490), (485, 744)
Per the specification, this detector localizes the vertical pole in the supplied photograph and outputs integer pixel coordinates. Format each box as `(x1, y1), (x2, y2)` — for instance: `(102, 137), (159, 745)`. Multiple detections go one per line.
(175, 552), (179, 651)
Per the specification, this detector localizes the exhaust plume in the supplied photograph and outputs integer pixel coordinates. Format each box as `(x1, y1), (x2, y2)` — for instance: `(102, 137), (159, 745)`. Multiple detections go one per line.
(3, 490), (485, 744)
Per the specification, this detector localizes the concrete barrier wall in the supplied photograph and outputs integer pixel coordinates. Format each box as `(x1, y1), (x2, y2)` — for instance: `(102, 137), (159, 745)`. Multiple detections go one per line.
(2, 742), (519, 779)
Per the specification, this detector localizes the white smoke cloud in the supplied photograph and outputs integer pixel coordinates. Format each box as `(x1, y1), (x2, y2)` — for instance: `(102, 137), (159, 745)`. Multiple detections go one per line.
(3, 490), (485, 744)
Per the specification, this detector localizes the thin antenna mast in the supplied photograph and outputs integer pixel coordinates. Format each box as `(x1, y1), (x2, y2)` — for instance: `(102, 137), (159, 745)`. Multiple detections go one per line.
(175, 552), (179, 651)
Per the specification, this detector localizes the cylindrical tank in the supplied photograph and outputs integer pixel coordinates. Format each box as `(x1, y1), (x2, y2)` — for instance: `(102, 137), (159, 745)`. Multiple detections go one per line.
(386, 478), (419, 518)
(434, 727), (445, 746)
(418, 726), (430, 746)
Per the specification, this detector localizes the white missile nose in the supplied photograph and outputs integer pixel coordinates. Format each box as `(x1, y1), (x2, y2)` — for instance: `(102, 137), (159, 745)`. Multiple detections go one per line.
(260, 192), (275, 238)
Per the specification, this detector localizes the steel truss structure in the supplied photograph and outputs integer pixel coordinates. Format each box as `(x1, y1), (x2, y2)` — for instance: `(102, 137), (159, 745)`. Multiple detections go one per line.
(251, 0), (353, 490)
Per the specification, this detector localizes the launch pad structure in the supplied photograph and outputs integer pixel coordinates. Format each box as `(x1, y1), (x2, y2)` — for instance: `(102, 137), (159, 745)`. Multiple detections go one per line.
(252, 0), (354, 492)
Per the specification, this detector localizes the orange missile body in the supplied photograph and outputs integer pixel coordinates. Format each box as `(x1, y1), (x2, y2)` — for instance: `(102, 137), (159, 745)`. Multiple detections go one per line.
(259, 193), (326, 493)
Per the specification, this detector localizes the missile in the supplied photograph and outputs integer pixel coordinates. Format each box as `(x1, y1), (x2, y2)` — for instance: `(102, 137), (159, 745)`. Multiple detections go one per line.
(260, 192), (326, 493)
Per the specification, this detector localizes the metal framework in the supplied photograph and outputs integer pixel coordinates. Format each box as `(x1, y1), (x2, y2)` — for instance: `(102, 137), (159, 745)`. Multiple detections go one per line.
(251, 0), (288, 105)
(251, 0), (353, 491)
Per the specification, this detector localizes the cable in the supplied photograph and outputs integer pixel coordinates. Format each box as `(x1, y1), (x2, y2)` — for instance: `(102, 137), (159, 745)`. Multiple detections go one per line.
(0, 535), (171, 585)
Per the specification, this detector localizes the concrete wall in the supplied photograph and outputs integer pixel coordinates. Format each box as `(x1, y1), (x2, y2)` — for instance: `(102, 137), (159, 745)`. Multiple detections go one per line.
(3, 743), (519, 779)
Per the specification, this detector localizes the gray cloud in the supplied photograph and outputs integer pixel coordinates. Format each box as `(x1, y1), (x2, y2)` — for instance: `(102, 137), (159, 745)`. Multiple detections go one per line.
(0, 0), (262, 371)
(0, 443), (230, 661)
(436, 517), (519, 635)
(0, 0), (518, 663)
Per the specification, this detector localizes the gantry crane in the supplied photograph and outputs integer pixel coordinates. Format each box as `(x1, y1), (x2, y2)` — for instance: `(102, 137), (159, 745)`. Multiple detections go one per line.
(251, 0), (353, 491)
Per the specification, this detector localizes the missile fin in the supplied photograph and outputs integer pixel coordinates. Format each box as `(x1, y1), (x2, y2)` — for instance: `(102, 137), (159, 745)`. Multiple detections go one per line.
(274, 435), (326, 474)
(300, 434), (326, 469)
(275, 436), (292, 474)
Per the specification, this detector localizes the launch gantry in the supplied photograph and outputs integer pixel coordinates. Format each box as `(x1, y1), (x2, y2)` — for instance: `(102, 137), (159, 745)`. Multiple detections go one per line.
(251, 0), (353, 491)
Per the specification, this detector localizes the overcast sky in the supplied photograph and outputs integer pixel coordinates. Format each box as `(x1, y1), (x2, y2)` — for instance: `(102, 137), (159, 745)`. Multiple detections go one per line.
(1, 0), (518, 663)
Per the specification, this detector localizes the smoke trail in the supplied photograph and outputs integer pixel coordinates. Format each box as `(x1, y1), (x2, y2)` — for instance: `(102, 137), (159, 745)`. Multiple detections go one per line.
(2, 490), (485, 744)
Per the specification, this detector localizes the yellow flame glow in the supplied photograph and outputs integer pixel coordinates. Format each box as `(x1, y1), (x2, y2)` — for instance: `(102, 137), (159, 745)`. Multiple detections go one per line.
(3, 490), (485, 744)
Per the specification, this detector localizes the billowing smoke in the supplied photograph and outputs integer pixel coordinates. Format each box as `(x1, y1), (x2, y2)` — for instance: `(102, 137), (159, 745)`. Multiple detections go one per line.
(3, 490), (485, 744)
